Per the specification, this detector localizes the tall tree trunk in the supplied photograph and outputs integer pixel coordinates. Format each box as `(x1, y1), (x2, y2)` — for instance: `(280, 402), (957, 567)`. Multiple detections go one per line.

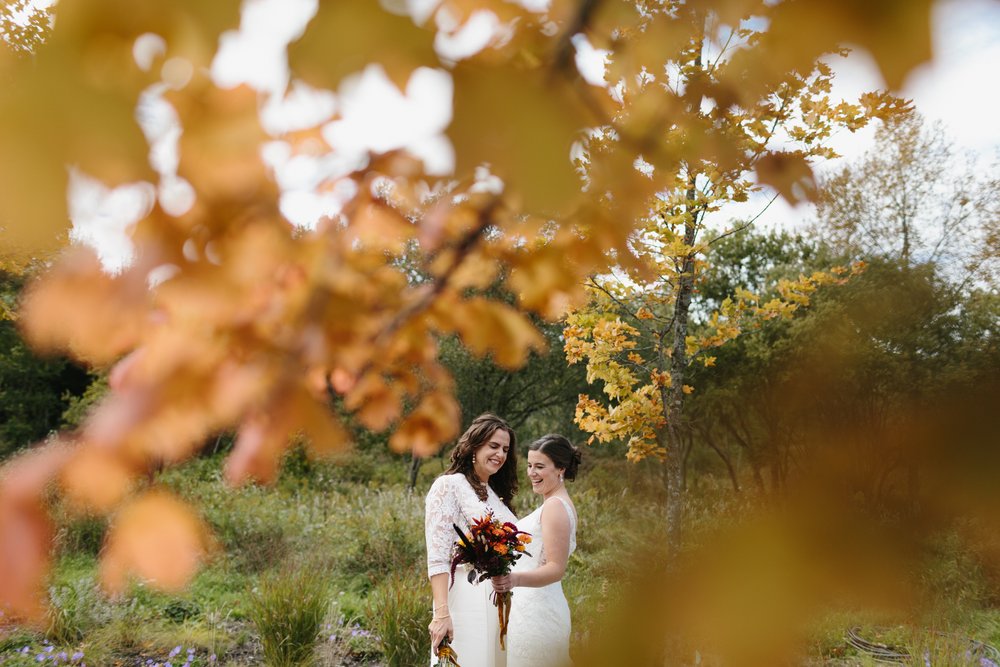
(662, 170), (701, 561)
(407, 454), (421, 490)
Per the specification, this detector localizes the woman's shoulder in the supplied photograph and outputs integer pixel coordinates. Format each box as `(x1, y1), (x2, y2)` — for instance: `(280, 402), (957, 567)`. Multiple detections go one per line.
(428, 472), (466, 493)
(541, 495), (576, 523)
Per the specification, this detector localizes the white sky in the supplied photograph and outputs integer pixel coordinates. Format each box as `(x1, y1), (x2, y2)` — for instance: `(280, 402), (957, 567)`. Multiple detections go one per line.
(737, 0), (1000, 232)
(43, 0), (1000, 267)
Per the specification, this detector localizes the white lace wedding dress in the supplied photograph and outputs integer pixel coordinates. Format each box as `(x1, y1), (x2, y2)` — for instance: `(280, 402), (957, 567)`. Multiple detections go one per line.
(425, 473), (518, 667)
(506, 496), (577, 667)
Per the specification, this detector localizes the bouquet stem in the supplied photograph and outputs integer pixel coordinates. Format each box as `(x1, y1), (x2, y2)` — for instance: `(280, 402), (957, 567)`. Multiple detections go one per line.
(495, 590), (512, 650)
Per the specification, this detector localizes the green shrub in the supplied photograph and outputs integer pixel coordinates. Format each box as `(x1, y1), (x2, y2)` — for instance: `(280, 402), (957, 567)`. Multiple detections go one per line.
(99, 595), (147, 651)
(363, 569), (429, 667)
(920, 528), (993, 621)
(247, 568), (329, 667)
(45, 578), (109, 644)
(53, 512), (106, 557)
(335, 489), (425, 586)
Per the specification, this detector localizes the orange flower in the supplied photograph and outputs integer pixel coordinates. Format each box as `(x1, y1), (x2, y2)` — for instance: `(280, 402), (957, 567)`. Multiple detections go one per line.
(519, 534), (532, 544)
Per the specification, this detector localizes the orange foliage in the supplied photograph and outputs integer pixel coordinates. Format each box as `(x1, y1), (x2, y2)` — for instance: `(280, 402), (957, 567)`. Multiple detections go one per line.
(100, 490), (216, 594)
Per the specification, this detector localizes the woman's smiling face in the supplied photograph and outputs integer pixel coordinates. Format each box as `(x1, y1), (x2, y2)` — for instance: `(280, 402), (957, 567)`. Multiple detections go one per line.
(472, 428), (510, 481)
(526, 449), (563, 496)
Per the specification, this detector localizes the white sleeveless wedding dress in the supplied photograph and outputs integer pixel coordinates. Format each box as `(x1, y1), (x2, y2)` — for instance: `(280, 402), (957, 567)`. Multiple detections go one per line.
(425, 473), (518, 667)
(505, 496), (577, 667)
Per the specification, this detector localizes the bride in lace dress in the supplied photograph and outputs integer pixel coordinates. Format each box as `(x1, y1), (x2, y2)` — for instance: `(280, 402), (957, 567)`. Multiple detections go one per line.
(425, 414), (520, 667)
(493, 434), (582, 667)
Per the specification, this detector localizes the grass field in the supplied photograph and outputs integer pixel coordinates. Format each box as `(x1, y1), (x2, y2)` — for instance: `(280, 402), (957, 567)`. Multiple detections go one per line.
(1, 446), (998, 666)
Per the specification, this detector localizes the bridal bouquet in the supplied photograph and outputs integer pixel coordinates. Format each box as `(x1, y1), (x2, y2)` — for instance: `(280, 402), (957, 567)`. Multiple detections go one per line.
(435, 637), (460, 667)
(450, 511), (531, 650)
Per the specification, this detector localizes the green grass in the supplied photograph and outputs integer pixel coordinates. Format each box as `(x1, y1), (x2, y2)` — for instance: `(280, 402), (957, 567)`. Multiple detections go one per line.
(363, 568), (429, 667)
(247, 568), (329, 667)
(1, 448), (998, 666)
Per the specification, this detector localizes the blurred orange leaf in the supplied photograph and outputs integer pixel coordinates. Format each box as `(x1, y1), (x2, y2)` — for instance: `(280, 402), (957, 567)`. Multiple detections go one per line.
(171, 80), (274, 206)
(101, 490), (215, 594)
(389, 390), (461, 456)
(60, 446), (137, 514)
(0, 444), (67, 620)
(432, 296), (546, 369)
(19, 248), (149, 365)
(344, 374), (404, 432)
(224, 383), (349, 485)
(0, 503), (51, 623)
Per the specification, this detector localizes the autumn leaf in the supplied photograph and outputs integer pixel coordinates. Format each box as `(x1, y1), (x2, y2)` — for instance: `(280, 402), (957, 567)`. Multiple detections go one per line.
(0, 442), (74, 622)
(288, 0), (437, 91)
(101, 490), (215, 594)
(389, 390), (462, 456)
(344, 374), (404, 432)
(60, 446), (137, 514)
(19, 248), (148, 366)
(449, 63), (591, 214)
(432, 296), (547, 369)
(0, 502), (52, 623)
(171, 80), (274, 206)
(755, 152), (817, 206)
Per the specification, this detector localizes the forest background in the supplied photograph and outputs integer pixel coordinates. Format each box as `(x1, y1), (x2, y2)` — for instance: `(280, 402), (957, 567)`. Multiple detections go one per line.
(1, 0), (999, 665)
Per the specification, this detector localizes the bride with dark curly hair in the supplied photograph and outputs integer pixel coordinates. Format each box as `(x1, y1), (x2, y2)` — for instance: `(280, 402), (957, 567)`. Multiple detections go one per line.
(425, 413), (519, 667)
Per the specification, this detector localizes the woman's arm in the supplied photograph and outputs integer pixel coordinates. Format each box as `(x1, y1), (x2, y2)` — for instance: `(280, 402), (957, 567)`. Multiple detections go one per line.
(425, 476), (459, 651)
(496, 498), (571, 590)
(428, 573), (453, 651)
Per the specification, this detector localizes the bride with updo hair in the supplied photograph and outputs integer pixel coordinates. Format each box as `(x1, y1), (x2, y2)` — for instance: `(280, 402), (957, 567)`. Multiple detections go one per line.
(492, 434), (583, 667)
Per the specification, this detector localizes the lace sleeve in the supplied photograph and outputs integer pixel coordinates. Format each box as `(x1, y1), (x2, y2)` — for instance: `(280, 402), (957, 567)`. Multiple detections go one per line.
(425, 475), (461, 577)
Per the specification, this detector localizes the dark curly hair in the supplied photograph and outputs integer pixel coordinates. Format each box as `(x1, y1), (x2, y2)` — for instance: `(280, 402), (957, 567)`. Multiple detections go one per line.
(529, 434), (583, 481)
(442, 413), (518, 510)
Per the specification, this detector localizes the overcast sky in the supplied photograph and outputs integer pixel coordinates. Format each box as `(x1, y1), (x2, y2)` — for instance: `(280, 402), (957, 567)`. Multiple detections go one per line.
(746, 0), (1000, 231)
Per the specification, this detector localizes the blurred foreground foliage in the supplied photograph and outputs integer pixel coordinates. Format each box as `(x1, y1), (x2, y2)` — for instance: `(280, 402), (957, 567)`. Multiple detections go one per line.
(0, 0), (998, 663)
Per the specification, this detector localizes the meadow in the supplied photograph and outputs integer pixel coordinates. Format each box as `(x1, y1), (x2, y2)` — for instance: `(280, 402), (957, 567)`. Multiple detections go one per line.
(1, 442), (998, 667)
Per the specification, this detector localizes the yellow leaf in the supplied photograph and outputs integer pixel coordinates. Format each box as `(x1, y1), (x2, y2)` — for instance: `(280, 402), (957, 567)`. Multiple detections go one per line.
(449, 64), (591, 214)
(288, 1), (437, 91)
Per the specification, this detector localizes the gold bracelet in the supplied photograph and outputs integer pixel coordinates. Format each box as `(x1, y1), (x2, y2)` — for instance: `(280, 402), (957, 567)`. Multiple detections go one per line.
(433, 614), (450, 620)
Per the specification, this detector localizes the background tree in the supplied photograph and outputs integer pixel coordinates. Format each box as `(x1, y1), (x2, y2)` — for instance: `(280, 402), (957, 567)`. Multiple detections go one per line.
(814, 111), (1000, 286)
(685, 229), (836, 495)
(564, 4), (900, 556)
(0, 268), (90, 459)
